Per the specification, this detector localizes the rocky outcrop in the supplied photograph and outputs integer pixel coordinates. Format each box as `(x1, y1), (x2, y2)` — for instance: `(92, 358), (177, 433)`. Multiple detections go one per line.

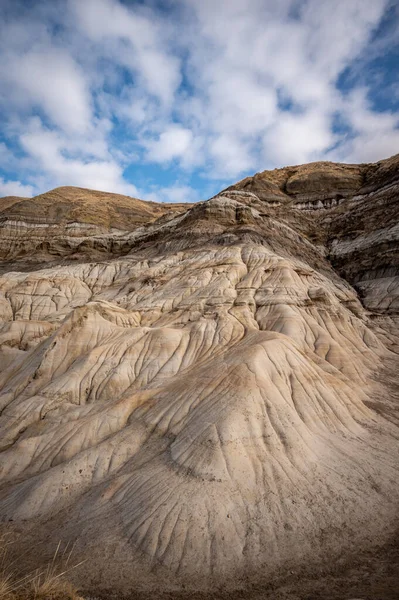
(224, 160), (363, 204)
(0, 186), (188, 269)
(226, 154), (399, 314)
(0, 155), (398, 595)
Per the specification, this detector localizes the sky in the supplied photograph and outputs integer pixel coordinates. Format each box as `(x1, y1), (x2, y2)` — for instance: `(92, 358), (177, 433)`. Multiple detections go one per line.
(0, 0), (398, 202)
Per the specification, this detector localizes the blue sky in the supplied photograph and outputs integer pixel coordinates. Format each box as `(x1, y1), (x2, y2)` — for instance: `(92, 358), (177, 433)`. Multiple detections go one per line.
(0, 0), (398, 202)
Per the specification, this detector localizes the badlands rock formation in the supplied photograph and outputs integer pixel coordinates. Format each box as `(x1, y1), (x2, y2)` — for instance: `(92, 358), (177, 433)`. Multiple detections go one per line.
(0, 155), (398, 595)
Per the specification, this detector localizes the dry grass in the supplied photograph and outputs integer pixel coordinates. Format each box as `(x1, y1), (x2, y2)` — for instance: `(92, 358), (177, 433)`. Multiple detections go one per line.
(0, 537), (84, 600)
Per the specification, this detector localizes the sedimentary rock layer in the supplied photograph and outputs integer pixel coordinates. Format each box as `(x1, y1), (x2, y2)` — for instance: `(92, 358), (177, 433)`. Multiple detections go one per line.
(0, 155), (398, 594)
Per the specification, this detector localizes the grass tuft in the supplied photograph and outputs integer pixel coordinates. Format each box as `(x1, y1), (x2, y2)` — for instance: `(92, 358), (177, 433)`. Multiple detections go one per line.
(0, 536), (84, 600)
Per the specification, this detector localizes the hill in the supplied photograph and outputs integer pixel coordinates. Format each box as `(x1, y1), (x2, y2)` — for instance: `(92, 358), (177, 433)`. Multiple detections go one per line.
(0, 155), (398, 598)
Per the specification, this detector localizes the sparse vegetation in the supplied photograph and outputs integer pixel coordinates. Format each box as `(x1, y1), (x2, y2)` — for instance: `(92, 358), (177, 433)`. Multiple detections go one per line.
(0, 537), (83, 600)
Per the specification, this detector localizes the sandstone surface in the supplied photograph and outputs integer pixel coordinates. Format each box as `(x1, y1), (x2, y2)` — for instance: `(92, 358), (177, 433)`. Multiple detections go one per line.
(0, 155), (398, 596)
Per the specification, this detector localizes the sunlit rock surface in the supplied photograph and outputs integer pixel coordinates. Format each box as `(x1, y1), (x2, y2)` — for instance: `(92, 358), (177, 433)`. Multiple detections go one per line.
(0, 155), (398, 594)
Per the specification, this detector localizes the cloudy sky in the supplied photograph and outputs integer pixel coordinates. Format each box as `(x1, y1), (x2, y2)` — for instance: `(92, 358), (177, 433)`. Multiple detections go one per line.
(0, 0), (398, 202)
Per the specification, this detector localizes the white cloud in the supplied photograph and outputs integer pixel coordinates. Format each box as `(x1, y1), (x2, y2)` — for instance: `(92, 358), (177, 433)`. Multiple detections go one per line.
(181, 0), (391, 171)
(19, 119), (137, 196)
(1, 48), (92, 134)
(264, 110), (335, 166)
(0, 0), (397, 200)
(209, 135), (255, 179)
(298, 0), (387, 79)
(69, 0), (181, 105)
(343, 129), (399, 163)
(143, 184), (200, 204)
(0, 178), (35, 198)
(329, 89), (399, 163)
(144, 126), (194, 163)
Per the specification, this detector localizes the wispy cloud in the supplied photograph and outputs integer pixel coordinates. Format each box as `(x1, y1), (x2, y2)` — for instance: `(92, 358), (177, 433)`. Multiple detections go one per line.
(0, 0), (397, 200)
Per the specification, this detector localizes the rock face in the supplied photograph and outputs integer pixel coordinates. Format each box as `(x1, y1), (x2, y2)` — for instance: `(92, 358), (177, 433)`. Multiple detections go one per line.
(0, 155), (398, 594)
(0, 186), (188, 270)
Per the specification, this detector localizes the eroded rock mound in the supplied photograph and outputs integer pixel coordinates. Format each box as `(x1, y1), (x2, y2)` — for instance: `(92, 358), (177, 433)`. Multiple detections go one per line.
(0, 155), (398, 595)
(0, 186), (189, 269)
